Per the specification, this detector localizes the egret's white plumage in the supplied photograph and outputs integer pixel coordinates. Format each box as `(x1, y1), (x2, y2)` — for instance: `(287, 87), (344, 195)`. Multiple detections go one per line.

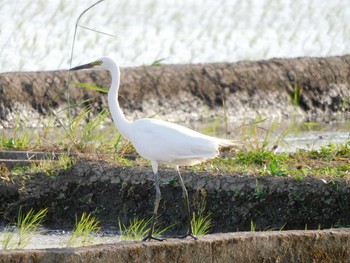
(71, 57), (237, 241)
(130, 118), (234, 166)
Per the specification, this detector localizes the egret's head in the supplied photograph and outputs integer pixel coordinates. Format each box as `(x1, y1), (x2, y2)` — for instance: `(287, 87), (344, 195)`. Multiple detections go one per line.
(70, 57), (115, 71)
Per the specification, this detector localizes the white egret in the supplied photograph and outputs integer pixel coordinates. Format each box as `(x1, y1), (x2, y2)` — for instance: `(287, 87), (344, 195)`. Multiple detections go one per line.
(71, 57), (237, 241)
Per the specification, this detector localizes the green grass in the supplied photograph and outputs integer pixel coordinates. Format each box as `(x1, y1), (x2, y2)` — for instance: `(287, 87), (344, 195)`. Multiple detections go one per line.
(0, 118), (36, 150)
(11, 153), (75, 177)
(118, 217), (152, 241)
(191, 212), (212, 236)
(67, 212), (101, 247)
(250, 220), (256, 232)
(194, 141), (350, 179)
(117, 217), (175, 241)
(1, 207), (48, 250)
(268, 159), (286, 176)
(293, 83), (303, 106)
(1, 210), (103, 249)
(250, 221), (287, 232)
(253, 178), (267, 198)
(237, 117), (289, 152)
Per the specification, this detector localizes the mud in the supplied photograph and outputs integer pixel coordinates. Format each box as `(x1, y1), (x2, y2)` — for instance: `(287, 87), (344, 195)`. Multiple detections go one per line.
(1, 158), (349, 234)
(1, 55), (350, 128)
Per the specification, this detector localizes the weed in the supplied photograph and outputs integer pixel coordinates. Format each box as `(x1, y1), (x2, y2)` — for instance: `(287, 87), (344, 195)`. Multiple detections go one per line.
(293, 83), (303, 106)
(62, 107), (110, 151)
(0, 227), (16, 250)
(150, 58), (165, 66)
(268, 159), (286, 176)
(221, 88), (229, 135)
(238, 118), (289, 152)
(191, 211), (212, 236)
(307, 142), (350, 161)
(279, 223), (287, 231)
(16, 208), (48, 249)
(1, 207), (48, 250)
(263, 222), (287, 231)
(295, 174), (304, 182)
(67, 0), (106, 117)
(118, 217), (174, 241)
(166, 177), (178, 186)
(73, 82), (108, 93)
(190, 196), (211, 236)
(118, 217), (151, 241)
(11, 153), (75, 177)
(237, 150), (277, 166)
(67, 212), (101, 247)
(0, 118), (36, 150)
(250, 220), (256, 232)
(253, 179), (266, 198)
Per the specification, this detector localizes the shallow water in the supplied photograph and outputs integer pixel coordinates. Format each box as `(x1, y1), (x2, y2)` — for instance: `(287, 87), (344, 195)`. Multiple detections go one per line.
(1, 0), (350, 72)
(191, 118), (350, 153)
(0, 230), (121, 250)
(254, 120), (350, 153)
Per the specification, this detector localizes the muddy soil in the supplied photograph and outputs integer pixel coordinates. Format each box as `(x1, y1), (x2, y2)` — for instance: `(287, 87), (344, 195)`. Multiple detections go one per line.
(1, 158), (349, 234)
(1, 55), (350, 128)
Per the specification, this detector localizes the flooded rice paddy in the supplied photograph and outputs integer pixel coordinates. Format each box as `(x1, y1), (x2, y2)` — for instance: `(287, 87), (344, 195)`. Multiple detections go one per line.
(1, 0), (350, 72)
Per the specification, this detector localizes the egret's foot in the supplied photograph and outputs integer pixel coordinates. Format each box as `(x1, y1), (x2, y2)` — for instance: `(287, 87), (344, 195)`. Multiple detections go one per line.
(174, 233), (198, 240)
(142, 235), (165, 242)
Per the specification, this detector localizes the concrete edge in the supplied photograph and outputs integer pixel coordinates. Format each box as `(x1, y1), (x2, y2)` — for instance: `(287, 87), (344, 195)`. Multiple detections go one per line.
(1, 229), (349, 263)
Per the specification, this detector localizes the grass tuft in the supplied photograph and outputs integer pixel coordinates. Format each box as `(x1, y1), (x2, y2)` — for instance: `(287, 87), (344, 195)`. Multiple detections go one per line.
(1, 207), (48, 250)
(67, 212), (101, 247)
(118, 217), (175, 241)
(191, 211), (212, 236)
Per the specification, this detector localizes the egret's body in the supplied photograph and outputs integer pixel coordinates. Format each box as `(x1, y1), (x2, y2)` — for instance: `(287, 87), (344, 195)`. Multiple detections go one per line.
(71, 57), (236, 241)
(129, 118), (232, 166)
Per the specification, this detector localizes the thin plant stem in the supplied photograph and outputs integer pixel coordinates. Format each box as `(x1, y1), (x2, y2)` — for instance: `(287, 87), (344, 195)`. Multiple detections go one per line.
(67, 0), (106, 129)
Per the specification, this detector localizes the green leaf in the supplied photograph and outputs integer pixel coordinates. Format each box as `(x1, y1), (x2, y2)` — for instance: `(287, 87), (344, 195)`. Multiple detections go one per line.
(73, 82), (108, 93)
(150, 58), (165, 67)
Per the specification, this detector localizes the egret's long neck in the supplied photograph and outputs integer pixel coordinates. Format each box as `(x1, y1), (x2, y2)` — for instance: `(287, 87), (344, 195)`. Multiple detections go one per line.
(107, 65), (131, 139)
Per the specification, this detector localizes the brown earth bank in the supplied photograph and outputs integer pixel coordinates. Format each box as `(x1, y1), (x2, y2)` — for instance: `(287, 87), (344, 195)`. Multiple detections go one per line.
(1, 158), (349, 234)
(1, 55), (350, 128)
(1, 230), (350, 263)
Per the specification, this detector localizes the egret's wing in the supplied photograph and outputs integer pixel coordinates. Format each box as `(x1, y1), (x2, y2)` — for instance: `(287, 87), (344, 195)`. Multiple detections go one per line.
(130, 118), (235, 165)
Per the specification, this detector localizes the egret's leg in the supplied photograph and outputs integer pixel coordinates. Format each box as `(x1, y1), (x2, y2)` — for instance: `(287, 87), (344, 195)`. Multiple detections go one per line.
(175, 166), (197, 240)
(143, 162), (163, 241)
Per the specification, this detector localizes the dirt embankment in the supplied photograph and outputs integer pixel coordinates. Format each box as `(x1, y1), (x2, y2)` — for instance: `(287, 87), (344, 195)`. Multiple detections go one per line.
(1, 230), (350, 263)
(1, 159), (350, 233)
(1, 55), (350, 128)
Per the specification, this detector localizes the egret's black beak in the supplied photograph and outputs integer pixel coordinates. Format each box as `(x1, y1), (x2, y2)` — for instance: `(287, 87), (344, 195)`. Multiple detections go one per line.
(70, 62), (95, 71)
